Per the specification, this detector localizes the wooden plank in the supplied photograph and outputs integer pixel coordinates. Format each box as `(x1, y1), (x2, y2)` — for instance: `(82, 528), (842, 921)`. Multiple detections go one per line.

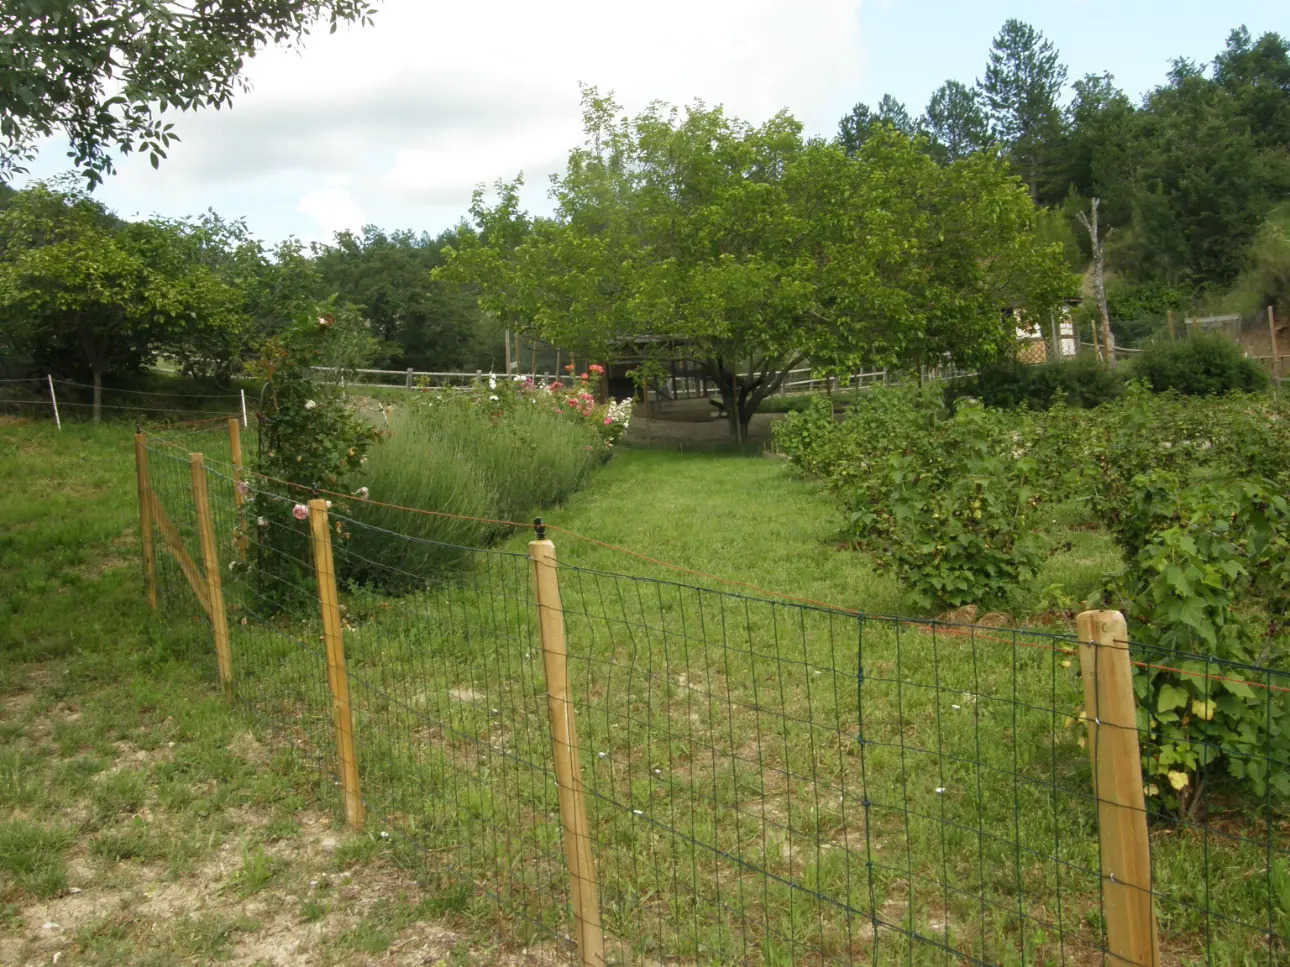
(134, 434), (157, 611)
(149, 490), (210, 617)
(309, 499), (364, 829)
(190, 453), (233, 700)
(1078, 610), (1159, 967)
(530, 537), (604, 967)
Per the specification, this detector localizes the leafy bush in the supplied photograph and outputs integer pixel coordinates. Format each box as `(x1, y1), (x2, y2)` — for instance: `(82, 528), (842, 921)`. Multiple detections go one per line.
(778, 389), (1046, 612)
(1130, 332), (1269, 396)
(1108, 473), (1290, 815)
(243, 309), (383, 604)
(945, 357), (1122, 411)
(341, 383), (618, 590)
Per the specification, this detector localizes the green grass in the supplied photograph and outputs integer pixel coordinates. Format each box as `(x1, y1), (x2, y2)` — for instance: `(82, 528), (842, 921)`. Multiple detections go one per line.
(5, 413), (1284, 966)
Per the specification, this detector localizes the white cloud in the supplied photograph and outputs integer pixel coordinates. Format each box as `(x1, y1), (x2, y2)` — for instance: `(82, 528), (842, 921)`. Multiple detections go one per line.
(296, 186), (366, 239)
(26, 0), (867, 241)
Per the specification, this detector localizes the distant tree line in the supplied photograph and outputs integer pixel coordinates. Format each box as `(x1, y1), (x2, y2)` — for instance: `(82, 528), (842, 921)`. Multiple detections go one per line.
(840, 21), (1290, 336)
(0, 181), (505, 406)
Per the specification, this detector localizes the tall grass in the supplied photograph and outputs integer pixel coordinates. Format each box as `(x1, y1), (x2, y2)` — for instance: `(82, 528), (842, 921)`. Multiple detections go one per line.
(342, 396), (605, 589)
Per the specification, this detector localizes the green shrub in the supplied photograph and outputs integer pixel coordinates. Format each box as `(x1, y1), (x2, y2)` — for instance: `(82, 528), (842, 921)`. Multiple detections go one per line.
(945, 356), (1122, 411)
(244, 308), (382, 606)
(1108, 473), (1290, 816)
(341, 393), (605, 590)
(1130, 332), (1269, 396)
(779, 388), (1046, 612)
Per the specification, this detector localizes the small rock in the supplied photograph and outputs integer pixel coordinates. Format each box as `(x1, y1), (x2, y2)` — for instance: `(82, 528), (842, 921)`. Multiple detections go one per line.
(320, 837), (338, 853)
(42, 922), (61, 931)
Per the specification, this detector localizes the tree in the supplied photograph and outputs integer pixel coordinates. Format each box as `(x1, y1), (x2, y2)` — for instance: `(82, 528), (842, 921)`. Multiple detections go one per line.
(979, 18), (1068, 201)
(0, 184), (243, 418)
(311, 226), (485, 370)
(1059, 73), (1138, 226)
(924, 80), (988, 163)
(1213, 26), (1290, 152)
(0, 0), (378, 185)
(1077, 198), (1116, 366)
(443, 91), (1072, 439)
(838, 94), (917, 156)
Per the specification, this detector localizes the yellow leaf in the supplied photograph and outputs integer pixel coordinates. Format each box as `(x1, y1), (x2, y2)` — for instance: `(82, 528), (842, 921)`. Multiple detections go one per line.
(1145, 783), (1160, 797)
(1192, 699), (1216, 721)
(1167, 771), (1190, 791)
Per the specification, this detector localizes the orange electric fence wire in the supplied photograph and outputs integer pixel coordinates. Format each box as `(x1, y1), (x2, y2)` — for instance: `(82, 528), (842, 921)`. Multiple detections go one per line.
(140, 426), (1290, 697)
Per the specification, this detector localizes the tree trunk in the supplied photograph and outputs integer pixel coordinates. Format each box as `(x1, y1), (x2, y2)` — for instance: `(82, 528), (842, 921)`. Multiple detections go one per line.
(1078, 198), (1116, 369)
(92, 368), (103, 423)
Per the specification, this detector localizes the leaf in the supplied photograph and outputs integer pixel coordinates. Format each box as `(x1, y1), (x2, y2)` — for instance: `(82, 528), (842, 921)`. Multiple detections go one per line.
(1156, 683), (1189, 713)
(1191, 698), (1216, 721)
(1167, 771), (1190, 792)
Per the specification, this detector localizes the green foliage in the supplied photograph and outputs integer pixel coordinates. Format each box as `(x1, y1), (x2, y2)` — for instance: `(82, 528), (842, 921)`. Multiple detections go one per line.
(777, 390), (1046, 612)
(979, 18), (1068, 200)
(1130, 332), (1269, 396)
(310, 226), (487, 370)
(245, 307), (383, 602)
(444, 89), (1071, 437)
(923, 80), (987, 164)
(1111, 474), (1290, 814)
(946, 357), (1121, 411)
(0, 0), (377, 185)
(0, 183), (244, 409)
(343, 380), (615, 590)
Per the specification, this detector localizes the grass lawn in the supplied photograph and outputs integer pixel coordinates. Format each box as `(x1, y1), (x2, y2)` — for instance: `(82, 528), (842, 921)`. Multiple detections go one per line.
(4, 417), (1283, 966)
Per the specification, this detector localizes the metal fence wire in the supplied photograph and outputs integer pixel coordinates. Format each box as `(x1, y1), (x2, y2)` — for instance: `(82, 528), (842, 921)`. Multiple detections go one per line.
(139, 425), (1290, 966)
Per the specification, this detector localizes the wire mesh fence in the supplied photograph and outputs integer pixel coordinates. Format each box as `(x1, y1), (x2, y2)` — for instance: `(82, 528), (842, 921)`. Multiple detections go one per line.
(137, 422), (1290, 966)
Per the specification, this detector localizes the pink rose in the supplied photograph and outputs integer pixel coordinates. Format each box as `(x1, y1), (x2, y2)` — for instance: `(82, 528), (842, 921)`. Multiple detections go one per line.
(602, 416), (612, 425)
(292, 504), (309, 521)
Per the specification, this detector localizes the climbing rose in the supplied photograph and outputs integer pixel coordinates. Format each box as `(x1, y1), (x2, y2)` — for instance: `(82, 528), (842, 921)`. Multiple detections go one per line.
(292, 504), (309, 521)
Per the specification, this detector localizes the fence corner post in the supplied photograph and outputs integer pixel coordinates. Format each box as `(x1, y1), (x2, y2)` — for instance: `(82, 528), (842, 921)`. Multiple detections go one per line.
(1077, 610), (1159, 967)
(528, 535), (604, 967)
(189, 452), (233, 700)
(134, 433), (157, 610)
(308, 499), (364, 830)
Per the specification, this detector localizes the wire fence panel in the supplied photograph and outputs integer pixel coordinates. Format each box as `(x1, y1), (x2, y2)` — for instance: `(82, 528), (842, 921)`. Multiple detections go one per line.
(322, 514), (575, 954)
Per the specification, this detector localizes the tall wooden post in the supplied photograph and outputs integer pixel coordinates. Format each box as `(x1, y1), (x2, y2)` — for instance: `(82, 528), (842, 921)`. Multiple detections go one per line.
(504, 328), (513, 374)
(308, 499), (364, 829)
(529, 536), (604, 967)
(134, 433), (157, 611)
(1090, 318), (1101, 363)
(1269, 306), (1281, 375)
(1166, 310), (1176, 343)
(227, 418), (248, 559)
(1077, 610), (1159, 967)
(189, 453), (233, 699)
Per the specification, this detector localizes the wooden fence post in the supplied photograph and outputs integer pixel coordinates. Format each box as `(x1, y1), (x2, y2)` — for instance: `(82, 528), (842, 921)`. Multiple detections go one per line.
(134, 433), (157, 611)
(1166, 310), (1176, 343)
(308, 499), (364, 830)
(1077, 610), (1160, 967)
(189, 453), (234, 700)
(529, 535), (605, 967)
(227, 418), (248, 560)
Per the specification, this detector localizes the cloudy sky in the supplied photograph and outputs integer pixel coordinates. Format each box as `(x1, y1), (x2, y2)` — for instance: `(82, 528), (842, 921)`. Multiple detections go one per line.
(20, 0), (1286, 245)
